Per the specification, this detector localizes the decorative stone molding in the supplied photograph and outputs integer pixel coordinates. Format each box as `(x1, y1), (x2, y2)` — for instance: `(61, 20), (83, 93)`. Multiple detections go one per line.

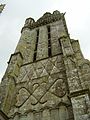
(8, 52), (23, 64)
(21, 10), (64, 32)
(69, 89), (90, 98)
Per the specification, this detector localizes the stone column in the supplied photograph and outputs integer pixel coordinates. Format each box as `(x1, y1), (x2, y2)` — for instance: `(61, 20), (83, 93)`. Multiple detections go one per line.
(1, 52), (23, 115)
(60, 35), (90, 120)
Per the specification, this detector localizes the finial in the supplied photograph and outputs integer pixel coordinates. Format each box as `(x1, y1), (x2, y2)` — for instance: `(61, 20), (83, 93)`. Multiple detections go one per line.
(53, 10), (60, 15)
(24, 17), (35, 27)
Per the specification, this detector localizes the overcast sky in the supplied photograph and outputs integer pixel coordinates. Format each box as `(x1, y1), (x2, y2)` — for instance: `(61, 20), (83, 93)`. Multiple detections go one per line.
(0, 0), (90, 80)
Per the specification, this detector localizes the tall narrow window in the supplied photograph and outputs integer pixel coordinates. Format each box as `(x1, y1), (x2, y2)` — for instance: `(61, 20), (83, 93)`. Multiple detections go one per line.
(33, 29), (39, 61)
(47, 26), (51, 57)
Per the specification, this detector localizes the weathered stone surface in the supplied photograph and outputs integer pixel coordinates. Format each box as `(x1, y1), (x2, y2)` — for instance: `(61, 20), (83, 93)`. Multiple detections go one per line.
(71, 94), (90, 120)
(59, 106), (69, 120)
(16, 88), (30, 107)
(50, 21), (64, 55)
(15, 29), (37, 64)
(36, 26), (48, 60)
(0, 10), (90, 120)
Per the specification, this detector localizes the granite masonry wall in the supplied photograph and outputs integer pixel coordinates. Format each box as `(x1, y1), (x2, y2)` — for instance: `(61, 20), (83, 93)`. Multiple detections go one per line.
(0, 10), (90, 120)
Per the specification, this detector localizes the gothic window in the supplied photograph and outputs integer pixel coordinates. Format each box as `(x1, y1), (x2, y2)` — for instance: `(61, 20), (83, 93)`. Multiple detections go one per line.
(33, 29), (39, 61)
(47, 26), (52, 57)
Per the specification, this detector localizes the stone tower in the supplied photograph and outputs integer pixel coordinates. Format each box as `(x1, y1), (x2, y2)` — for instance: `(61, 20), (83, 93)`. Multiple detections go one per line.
(0, 10), (90, 120)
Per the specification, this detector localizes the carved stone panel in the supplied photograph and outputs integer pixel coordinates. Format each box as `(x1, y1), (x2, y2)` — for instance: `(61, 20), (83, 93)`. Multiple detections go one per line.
(71, 94), (90, 120)
(50, 79), (66, 98)
(16, 88), (30, 107)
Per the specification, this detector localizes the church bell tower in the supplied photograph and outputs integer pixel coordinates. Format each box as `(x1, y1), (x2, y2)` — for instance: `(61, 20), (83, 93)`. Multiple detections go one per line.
(0, 10), (90, 120)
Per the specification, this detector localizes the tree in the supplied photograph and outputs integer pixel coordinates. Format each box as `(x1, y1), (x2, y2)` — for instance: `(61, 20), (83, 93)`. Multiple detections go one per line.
(0, 4), (5, 14)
